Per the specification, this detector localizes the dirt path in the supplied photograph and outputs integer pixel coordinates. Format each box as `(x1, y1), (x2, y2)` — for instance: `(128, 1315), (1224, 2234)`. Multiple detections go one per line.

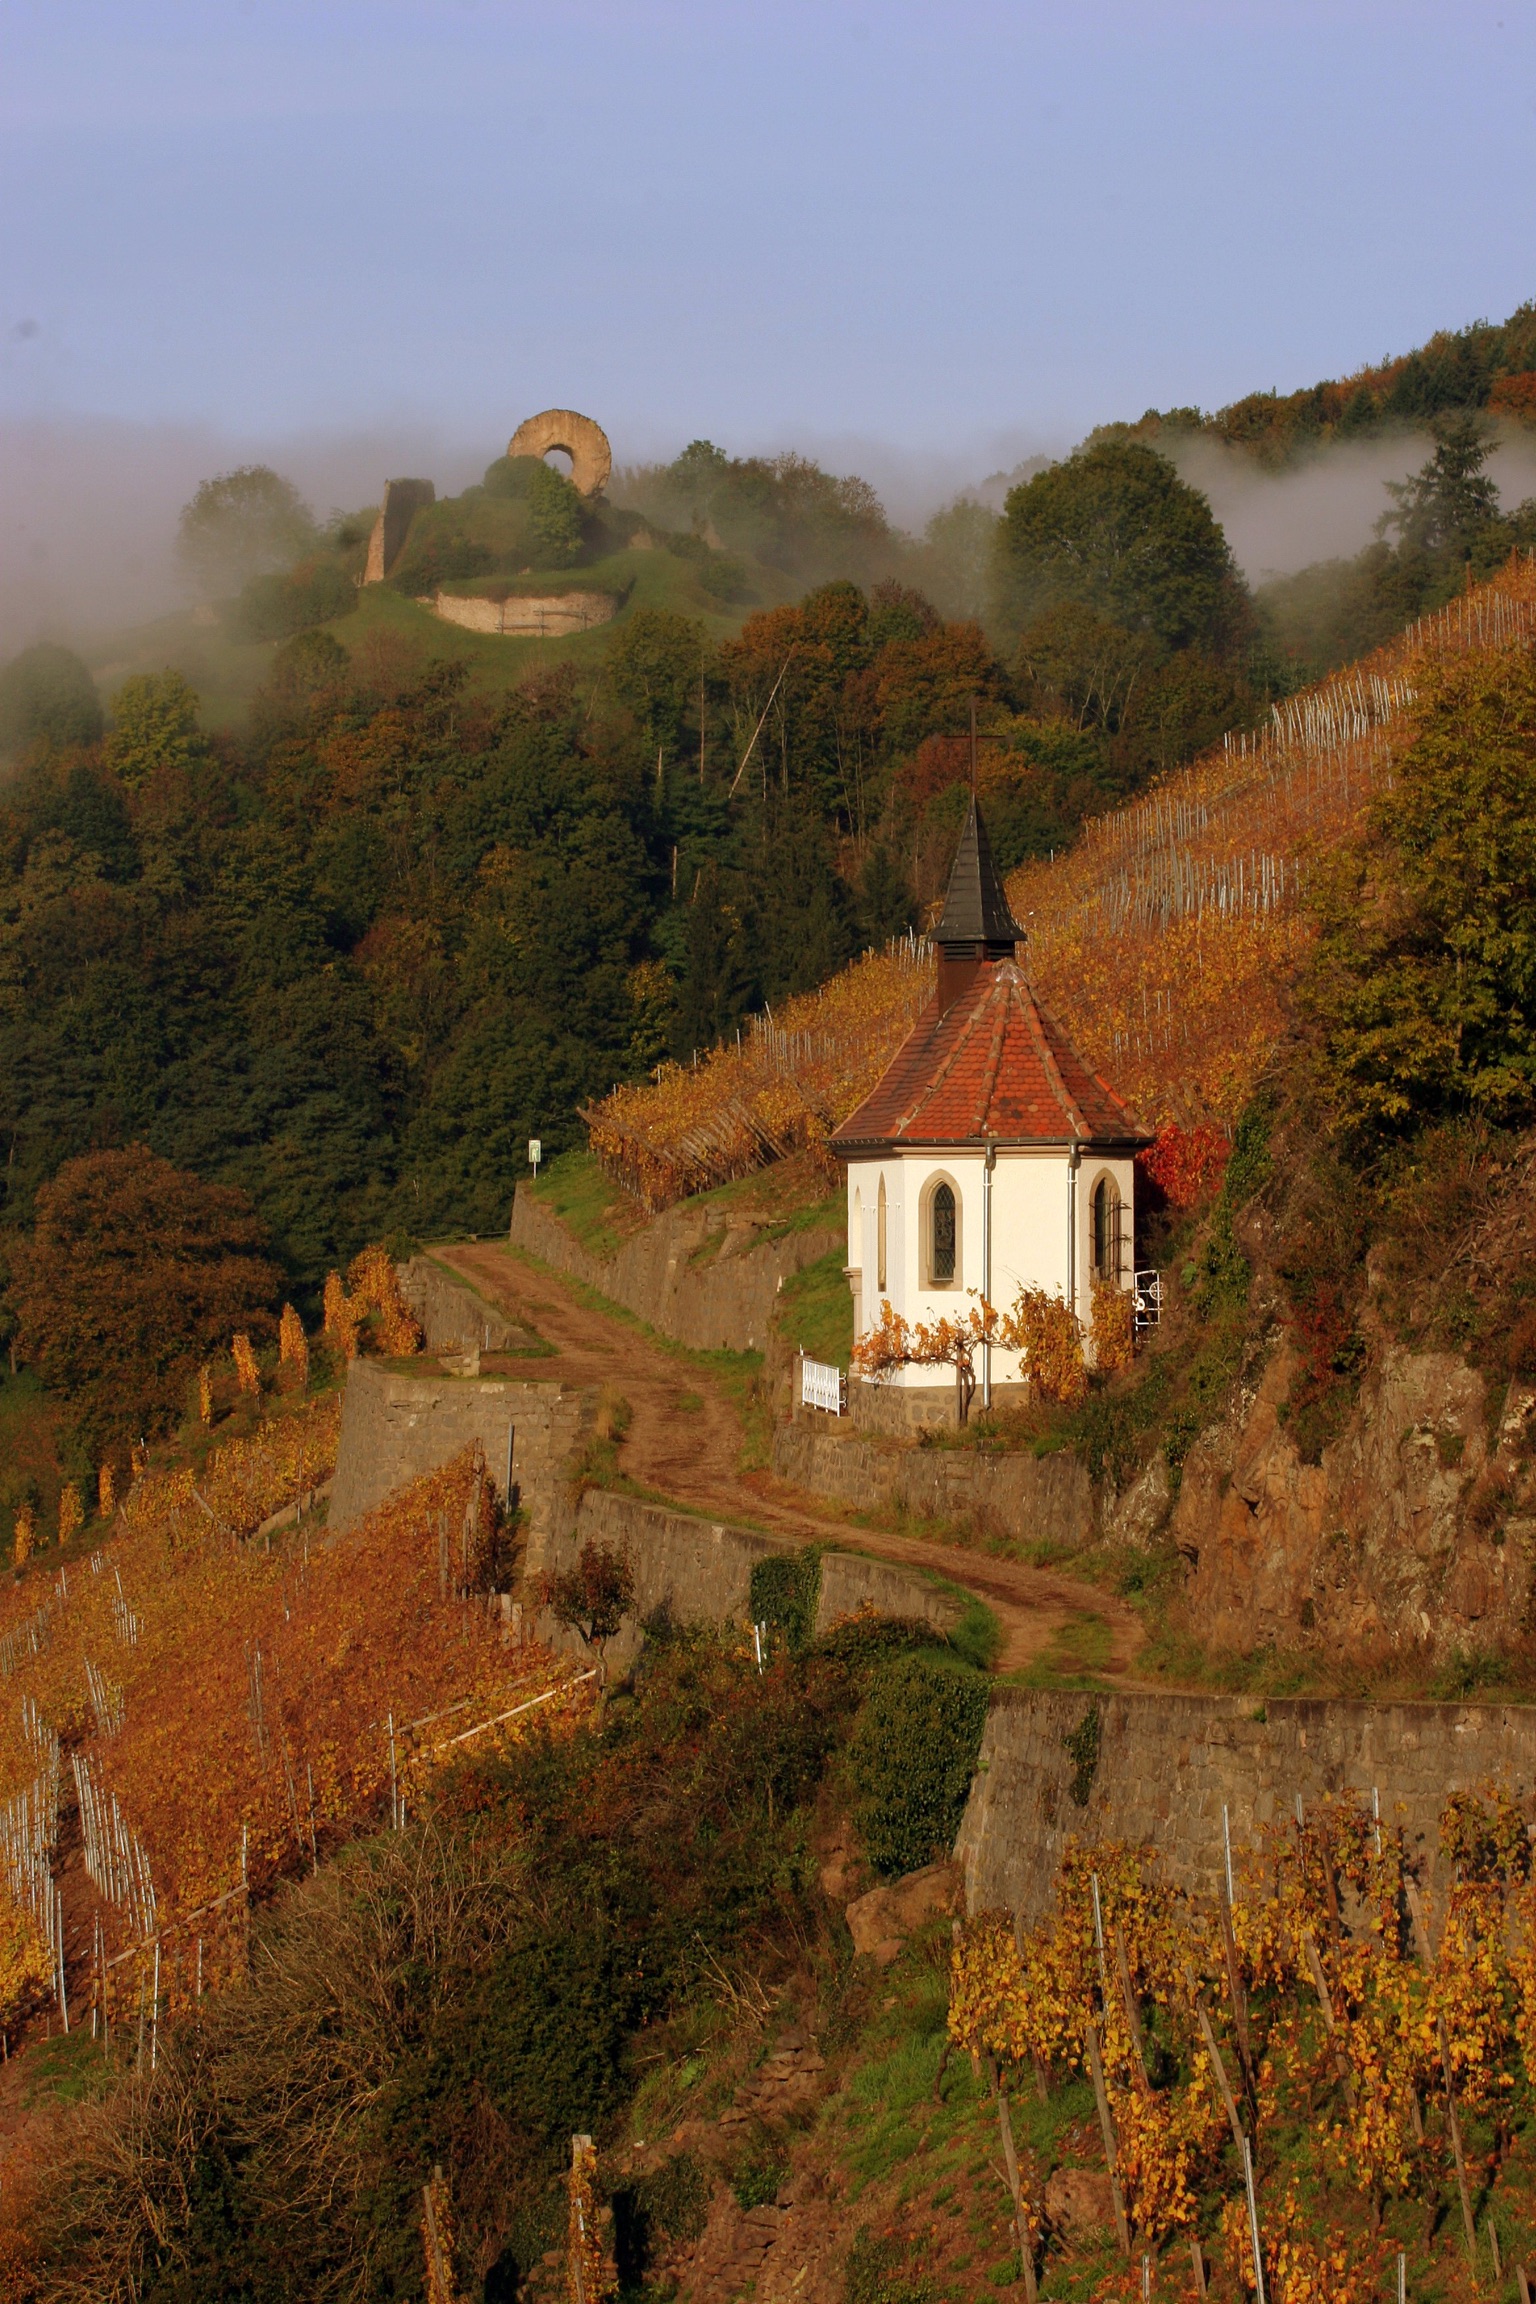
(441, 1242), (1149, 1682)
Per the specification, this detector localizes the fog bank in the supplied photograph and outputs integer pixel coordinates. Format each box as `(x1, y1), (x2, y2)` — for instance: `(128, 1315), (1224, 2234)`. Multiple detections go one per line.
(8, 409), (1536, 670)
(1169, 429), (1536, 585)
(0, 415), (492, 660)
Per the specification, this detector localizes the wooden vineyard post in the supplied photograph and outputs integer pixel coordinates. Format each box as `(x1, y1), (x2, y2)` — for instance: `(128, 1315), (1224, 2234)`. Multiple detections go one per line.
(1299, 1932), (1355, 2107)
(1193, 1999), (1246, 2161)
(1188, 2237), (1207, 2297)
(1436, 2014), (1477, 2260)
(1241, 2137), (1268, 2304)
(1217, 1812), (1256, 2103)
(421, 2165), (458, 2304)
(1084, 2023), (1131, 2256)
(986, 2059), (1038, 2304)
(1194, 1987), (1267, 2304)
(568, 2133), (608, 2304)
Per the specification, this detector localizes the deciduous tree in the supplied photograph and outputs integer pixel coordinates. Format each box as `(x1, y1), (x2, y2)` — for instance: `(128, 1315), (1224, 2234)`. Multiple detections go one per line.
(10, 1146), (279, 1445)
(993, 439), (1250, 657)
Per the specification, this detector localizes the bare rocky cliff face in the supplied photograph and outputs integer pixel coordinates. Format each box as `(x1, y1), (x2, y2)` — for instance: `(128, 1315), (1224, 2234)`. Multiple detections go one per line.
(1164, 1335), (1536, 1661)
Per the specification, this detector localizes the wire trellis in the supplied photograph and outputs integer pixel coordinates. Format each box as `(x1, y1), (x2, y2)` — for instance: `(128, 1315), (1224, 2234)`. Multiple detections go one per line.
(85, 1658), (126, 1738)
(72, 1751), (157, 1940)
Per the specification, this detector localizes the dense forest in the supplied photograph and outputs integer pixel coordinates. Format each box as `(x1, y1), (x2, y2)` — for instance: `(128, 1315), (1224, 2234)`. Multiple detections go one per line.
(0, 429), (1279, 1325)
(1130, 300), (1536, 464)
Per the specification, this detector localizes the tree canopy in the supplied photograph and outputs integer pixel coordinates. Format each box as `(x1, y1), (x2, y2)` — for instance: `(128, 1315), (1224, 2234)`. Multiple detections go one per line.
(0, 644), (103, 757)
(993, 438), (1251, 658)
(1303, 645), (1536, 1139)
(12, 1146), (279, 1445)
(177, 465), (317, 598)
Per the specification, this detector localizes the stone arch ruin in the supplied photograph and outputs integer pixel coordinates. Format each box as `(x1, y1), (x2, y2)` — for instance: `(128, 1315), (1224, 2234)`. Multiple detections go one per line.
(506, 408), (612, 498)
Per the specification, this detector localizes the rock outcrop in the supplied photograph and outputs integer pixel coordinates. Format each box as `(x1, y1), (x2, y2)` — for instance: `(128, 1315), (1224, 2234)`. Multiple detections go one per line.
(1173, 1341), (1536, 1658)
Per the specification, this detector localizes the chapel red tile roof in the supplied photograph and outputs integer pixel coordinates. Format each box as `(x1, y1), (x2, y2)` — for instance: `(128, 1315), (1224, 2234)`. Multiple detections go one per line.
(831, 959), (1150, 1152)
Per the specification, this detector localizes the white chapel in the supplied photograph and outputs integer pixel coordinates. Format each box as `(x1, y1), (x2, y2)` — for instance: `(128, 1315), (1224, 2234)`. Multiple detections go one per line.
(831, 798), (1150, 1410)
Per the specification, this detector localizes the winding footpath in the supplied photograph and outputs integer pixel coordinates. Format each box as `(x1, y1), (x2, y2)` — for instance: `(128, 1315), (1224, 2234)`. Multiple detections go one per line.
(440, 1241), (1149, 1682)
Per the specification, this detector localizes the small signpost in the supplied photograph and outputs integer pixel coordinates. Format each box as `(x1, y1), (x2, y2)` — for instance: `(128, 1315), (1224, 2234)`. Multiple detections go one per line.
(529, 1138), (542, 1178)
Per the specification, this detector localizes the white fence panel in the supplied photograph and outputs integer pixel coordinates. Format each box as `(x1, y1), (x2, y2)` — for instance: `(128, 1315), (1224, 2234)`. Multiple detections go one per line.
(801, 1358), (845, 1416)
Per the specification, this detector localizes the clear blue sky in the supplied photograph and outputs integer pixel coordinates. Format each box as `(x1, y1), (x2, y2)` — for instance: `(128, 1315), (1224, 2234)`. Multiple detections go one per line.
(4, 0), (1536, 473)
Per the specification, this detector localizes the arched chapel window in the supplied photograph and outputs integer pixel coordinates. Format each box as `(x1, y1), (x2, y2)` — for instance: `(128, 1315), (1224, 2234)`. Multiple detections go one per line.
(877, 1176), (887, 1292)
(1092, 1177), (1120, 1284)
(931, 1182), (956, 1283)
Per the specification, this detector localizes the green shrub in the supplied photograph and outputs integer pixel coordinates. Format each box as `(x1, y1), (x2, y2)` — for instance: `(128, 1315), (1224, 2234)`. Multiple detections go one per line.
(482, 453), (548, 499)
(816, 1613), (935, 1667)
(236, 557), (355, 640)
(527, 461), (584, 568)
(750, 1550), (820, 1653)
(1062, 1703), (1101, 1805)
(730, 2141), (788, 2209)
(388, 508), (499, 595)
(0, 642), (102, 754)
(844, 2227), (934, 2304)
(846, 1654), (988, 1878)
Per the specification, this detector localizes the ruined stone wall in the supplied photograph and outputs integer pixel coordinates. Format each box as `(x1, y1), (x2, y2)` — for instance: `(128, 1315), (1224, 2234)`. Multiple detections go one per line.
(328, 1360), (593, 1564)
(957, 1685), (1536, 1920)
(772, 1420), (1094, 1549)
(363, 478), (436, 583)
(395, 1257), (531, 1354)
(431, 590), (617, 637)
(510, 1185), (841, 1354)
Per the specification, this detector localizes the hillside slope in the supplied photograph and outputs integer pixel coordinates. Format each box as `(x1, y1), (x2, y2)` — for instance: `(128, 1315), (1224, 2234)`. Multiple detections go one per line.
(583, 555), (1536, 1190)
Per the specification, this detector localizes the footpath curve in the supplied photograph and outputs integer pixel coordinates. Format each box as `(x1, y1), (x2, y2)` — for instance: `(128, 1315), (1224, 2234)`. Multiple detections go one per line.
(439, 1242), (1148, 1681)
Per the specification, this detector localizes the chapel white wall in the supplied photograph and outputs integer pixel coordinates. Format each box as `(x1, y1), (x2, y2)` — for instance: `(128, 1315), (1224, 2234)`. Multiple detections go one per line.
(845, 1146), (1137, 1389)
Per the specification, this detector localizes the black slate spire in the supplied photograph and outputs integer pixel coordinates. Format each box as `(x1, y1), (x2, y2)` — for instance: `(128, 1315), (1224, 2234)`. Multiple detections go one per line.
(934, 795), (1023, 951)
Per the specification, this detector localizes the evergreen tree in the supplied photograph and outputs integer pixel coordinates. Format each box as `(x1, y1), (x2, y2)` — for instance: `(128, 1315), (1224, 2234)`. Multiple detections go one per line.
(1379, 413), (1502, 557)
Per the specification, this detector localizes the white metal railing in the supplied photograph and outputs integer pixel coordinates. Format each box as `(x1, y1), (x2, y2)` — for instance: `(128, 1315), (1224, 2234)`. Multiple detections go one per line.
(1133, 1270), (1162, 1334)
(801, 1357), (846, 1416)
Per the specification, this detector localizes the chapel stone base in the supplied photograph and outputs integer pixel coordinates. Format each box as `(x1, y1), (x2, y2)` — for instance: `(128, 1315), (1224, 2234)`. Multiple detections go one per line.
(848, 1376), (1035, 1437)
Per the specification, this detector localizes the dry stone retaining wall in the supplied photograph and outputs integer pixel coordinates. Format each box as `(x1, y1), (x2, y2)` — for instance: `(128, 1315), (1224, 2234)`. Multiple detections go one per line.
(328, 1360), (592, 1567)
(530, 1490), (965, 1674)
(957, 1685), (1536, 1921)
(773, 1420), (1094, 1550)
(510, 1185), (841, 1354)
(431, 590), (617, 637)
(396, 1256), (532, 1355)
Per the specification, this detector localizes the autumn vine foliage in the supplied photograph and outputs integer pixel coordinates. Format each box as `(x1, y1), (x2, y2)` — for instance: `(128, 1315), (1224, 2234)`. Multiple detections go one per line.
(850, 1295), (1003, 1423)
(0, 1406), (589, 2016)
(278, 1302), (309, 1390)
(1138, 1122), (1231, 1210)
(322, 1246), (422, 1360)
(1010, 558), (1536, 1135)
(1090, 1280), (1134, 1376)
(584, 937), (936, 1209)
(567, 2134), (616, 2304)
(231, 1333), (260, 1397)
(851, 1283), (1090, 1416)
(954, 1788), (1536, 2299)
